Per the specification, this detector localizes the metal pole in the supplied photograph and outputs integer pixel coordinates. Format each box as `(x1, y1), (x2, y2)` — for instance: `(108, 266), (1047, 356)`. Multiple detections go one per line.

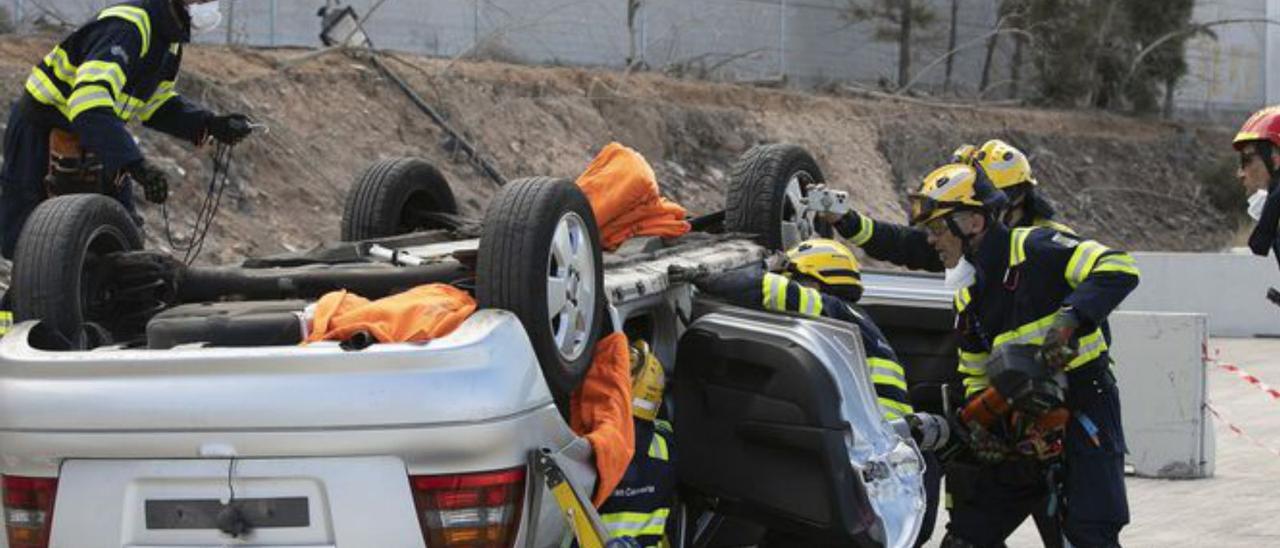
(779, 0), (787, 79)
(14, 0), (22, 27)
(269, 0), (277, 47)
(225, 0), (235, 45)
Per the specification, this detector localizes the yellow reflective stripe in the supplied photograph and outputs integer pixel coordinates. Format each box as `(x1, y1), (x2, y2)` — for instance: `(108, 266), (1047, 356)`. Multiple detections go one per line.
(25, 69), (68, 110)
(99, 6), (151, 57)
(1065, 328), (1108, 370)
(1009, 227), (1033, 267)
(66, 85), (116, 120)
(761, 273), (788, 312)
(954, 287), (971, 313)
(957, 350), (988, 375)
(963, 375), (990, 398)
(647, 431), (670, 461)
(850, 215), (875, 246)
(0, 311), (12, 336)
(879, 397), (913, 419)
(867, 357), (905, 377)
(602, 508), (670, 537)
(1092, 253), (1141, 277)
(992, 310), (1058, 348)
(872, 374), (908, 391)
(1033, 217), (1077, 236)
(139, 90), (175, 121)
(1065, 241), (1108, 288)
(117, 94), (147, 120)
(75, 61), (127, 98)
(43, 47), (75, 84)
(797, 285), (822, 317)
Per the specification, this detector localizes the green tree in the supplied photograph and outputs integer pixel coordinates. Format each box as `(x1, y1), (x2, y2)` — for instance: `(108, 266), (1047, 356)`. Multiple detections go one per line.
(845, 0), (937, 89)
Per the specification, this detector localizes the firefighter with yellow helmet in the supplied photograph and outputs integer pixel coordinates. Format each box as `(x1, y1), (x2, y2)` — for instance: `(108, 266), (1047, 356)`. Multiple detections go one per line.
(911, 163), (1139, 548)
(829, 139), (1074, 279)
(682, 238), (913, 420)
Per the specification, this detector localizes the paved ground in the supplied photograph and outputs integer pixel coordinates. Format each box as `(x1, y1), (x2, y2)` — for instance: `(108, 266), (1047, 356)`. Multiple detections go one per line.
(921, 337), (1280, 547)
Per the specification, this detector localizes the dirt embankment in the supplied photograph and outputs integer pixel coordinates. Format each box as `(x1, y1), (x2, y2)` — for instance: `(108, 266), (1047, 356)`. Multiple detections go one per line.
(0, 35), (1241, 267)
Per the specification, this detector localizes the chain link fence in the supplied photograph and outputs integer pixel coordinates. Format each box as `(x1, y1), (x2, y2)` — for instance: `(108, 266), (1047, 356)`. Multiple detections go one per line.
(6, 0), (1272, 114)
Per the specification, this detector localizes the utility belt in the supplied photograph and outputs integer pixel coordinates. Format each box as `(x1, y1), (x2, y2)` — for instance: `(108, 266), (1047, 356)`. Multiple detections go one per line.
(16, 94), (121, 198)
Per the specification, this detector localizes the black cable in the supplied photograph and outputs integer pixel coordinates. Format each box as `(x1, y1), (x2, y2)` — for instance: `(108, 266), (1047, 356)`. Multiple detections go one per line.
(161, 141), (234, 265)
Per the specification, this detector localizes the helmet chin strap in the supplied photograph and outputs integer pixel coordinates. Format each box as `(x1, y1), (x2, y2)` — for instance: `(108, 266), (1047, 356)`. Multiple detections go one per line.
(944, 214), (979, 257)
(1262, 143), (1280, 192)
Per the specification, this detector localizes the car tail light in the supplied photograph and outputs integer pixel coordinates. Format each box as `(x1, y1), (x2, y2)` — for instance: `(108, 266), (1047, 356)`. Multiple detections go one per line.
(3, 475), (58, 548)
(410, 467), (525, 548)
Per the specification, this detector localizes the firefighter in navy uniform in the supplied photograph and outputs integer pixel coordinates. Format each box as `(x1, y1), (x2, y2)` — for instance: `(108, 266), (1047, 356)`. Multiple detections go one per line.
(0, 0), (251, 259)
(907, 163), (1139, 548)
(596, 340), (676, 546)
(828, 139), (1074, 273)
(686, 238), (914, 420)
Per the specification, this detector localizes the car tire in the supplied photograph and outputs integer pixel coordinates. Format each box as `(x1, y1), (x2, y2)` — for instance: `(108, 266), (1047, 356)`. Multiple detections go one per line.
(476, 177), (605, 404)
(340, 158), (458, 241)
(724, 143), (827, 251)
(11, 195), (143, 349)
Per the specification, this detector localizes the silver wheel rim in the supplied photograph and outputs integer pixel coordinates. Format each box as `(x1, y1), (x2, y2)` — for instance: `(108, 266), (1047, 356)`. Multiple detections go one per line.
(546, 212), (596, 362)
(780, 172), (817, 250)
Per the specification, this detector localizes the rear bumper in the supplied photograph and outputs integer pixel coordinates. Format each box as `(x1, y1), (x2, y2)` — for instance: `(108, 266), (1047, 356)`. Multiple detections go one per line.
(0, 310), (576, 474)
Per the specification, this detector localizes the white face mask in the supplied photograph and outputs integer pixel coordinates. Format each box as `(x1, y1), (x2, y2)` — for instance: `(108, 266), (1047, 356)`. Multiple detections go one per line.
(1248, 189), (1269, 222)
(188, 1), (222, 34)
(944, 256), (977, 291)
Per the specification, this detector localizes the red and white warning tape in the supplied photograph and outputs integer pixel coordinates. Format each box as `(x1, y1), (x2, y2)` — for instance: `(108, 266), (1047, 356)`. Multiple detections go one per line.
(1207, 346), (1280, 401)
(1204, 401), (1280, 459)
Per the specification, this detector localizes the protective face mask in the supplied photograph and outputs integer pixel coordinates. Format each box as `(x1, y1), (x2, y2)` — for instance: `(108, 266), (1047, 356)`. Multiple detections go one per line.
(944, 256), (977, 291)
(1248, 189), (1269, 222)
(188, 1), (223, 34)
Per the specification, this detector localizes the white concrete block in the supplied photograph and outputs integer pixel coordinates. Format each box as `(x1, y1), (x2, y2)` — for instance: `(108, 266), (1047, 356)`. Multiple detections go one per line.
(1123, 252), (1280, 337)
(1110, 311), (1214, 478)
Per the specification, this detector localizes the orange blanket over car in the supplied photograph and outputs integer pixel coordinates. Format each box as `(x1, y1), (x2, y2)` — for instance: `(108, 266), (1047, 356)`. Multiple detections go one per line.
(304, 284), (477, 343)
(571, 331), (637, 507)
(576, 142), (691, 250)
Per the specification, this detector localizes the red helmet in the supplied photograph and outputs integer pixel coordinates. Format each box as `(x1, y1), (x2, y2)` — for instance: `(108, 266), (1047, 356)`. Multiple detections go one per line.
(1234, 106), (1280, 150)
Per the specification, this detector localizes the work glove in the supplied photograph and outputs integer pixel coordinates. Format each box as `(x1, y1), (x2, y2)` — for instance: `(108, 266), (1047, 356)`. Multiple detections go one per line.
(206, 113), (254, 145)
(763, 251), (789, 273)
(1037, 307), (1081, 370)
(818, 207), (858, 226)
(127, 159), (169, 204)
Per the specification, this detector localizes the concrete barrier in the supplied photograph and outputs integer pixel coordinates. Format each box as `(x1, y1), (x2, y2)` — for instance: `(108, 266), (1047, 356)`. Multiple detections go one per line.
(1123, 252), (1280, 337)
(1110, 311), (1214, 479)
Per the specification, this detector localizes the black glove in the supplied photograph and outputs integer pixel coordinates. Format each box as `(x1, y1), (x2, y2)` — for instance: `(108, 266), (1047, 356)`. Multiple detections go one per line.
(1037, 307), (1081, 370)
(127, 160), (169, 204)
(206, 113), (253, 145)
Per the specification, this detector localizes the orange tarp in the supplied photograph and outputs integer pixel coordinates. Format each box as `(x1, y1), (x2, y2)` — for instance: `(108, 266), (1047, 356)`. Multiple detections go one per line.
(576, 142), (691, 250)
(305, 283), (477, 344)
(570, 331), (637, 507)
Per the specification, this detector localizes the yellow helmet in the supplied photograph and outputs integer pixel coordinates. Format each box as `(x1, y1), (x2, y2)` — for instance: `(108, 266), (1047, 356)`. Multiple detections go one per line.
(629, 340), (666, 422)
(951, 143), (978, 164)
(908, 163), (1008, 226)
(973, 139), (1036, 189)
(786, 238), (862, 289)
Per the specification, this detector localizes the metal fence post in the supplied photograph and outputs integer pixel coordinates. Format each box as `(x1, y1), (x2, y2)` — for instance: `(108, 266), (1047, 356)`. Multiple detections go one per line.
(779, 0), (787, 79)
(269, 0), (277, 46)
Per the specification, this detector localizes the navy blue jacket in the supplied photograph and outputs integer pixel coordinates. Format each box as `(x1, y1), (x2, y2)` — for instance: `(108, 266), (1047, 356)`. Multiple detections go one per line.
(23, 0), (211, 177)
(836, 212), (1076, 273)
(952, 224), (1140, 398)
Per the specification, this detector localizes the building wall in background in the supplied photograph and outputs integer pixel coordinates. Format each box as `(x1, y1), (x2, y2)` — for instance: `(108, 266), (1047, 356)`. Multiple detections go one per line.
(1173, 0), (1271, 122)
(7, 0), (1271, 118)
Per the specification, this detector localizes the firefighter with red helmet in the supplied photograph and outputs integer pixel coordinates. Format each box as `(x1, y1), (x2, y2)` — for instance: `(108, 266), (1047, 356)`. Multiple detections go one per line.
(1234, 106), (1280, 270)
